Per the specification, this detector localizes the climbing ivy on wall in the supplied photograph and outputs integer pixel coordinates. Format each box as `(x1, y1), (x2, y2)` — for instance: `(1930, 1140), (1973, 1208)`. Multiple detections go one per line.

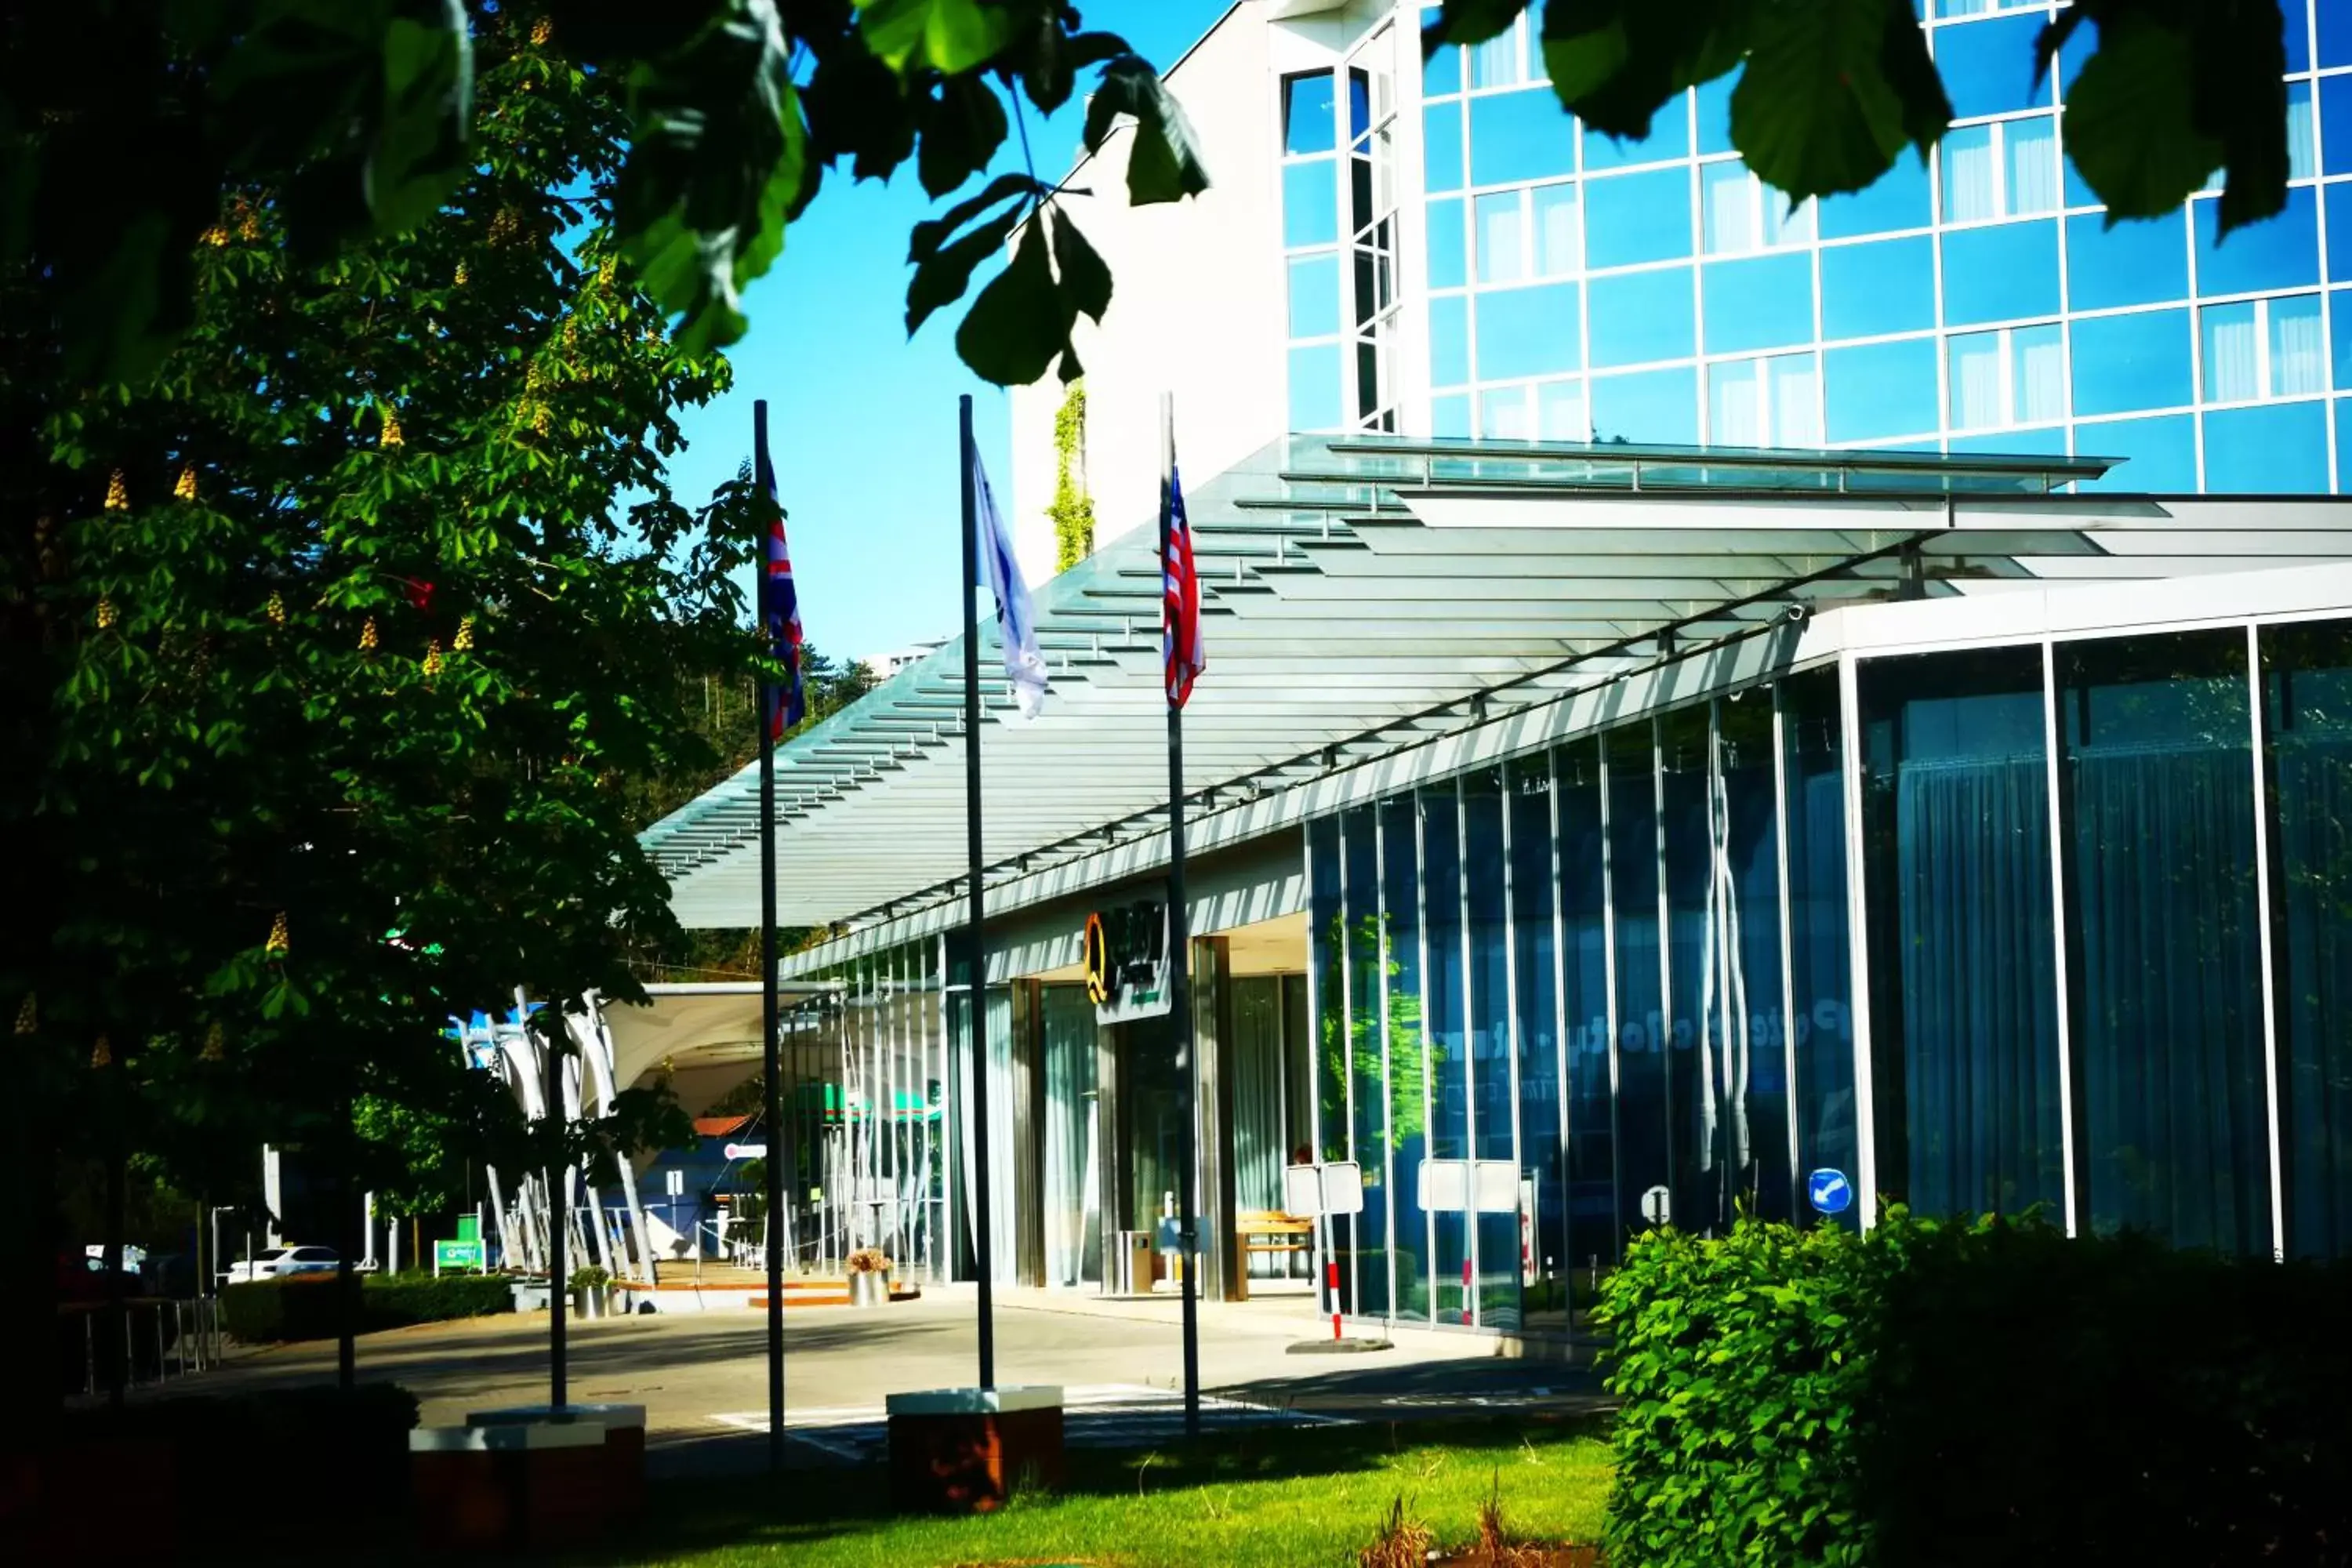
(1048, 381), (1095, 572)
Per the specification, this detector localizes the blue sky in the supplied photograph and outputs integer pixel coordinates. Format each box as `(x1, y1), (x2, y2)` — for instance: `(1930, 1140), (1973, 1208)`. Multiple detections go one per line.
(661, 1), (1233, 666)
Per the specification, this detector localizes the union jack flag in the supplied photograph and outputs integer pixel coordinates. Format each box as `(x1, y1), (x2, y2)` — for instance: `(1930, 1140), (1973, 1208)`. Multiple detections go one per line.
(1163, 463), (1205, 709)
(757, 447), (805, 739)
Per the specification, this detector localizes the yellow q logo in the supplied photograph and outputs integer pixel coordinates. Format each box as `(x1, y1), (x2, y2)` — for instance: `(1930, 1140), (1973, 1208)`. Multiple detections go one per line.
(1083, 911), (1111, 1005)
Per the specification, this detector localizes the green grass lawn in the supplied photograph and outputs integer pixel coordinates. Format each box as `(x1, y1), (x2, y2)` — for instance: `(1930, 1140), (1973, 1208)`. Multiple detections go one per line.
(579, 1417), (1611, 1568)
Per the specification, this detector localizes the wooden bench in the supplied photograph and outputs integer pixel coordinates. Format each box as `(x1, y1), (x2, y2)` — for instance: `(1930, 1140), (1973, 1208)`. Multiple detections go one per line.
(1232, 1210), (1313, 1301)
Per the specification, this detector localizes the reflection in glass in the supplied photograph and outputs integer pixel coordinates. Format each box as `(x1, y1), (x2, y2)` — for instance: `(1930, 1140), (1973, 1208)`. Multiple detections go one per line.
(1382, 795), (1433, 1322)
(1584, 97), (1690, 172)
(1476, 191), (1526, 284)
(2263, 619), (2352, 1258)
(1310, 813), (1345, 1165)
(1940, 219), (2060, 325)
(1283, 159), (1339, 249)
(1425, 101), (1464, 195)
(1700, 252), (1814, 355)
(1431, 295), (1470, 387)
(2205, 401), (2330, 493)
(1709, 354), (1820, 446)
(1537, 377), (1588, 440)
(1423, 786), (1469, 1323)
(1287, 254), (1341, 339)
(1479, 386), (1533, 439)
(1469, 88), (1574, 187)
(1661, 706), (1713, 1232)
(1584, 167), (1693, 268)
(2195, 187), (2321, 297)
(1557, 740), (1617, 1267)
(1591, 365), (1700, 443)
(1824, 337), (1940, 442)
(1426, 197), (1466, 290)
(1283, 71), (1336, 156)
(1465, 770), (1518, 1327)
(1820, 235), (1934, 339)
(1531, 183), (1582, 276)
(1780, 670), (1857, 1228)
(1935, 11), (2049, 118)
(2071, 308), (2193, 417)
(1287, 343), (1344, 431)
(1342, 805), (1388, 1314)
(2074, 412), (2197, 492)
(1860, 647), (2065, 1219)
(1588, 267), (1694, 368)
(1509, 755), (1565, 1327)
(1041, 985), (1100, 1287)
(1608, 722), (1668, 1238)
(2057, 632), (2269, 1254)
(1818, 154), (1931, 238)
(1475, 281), (1582, 379)
(2067, 211), (2189, 311)
(1722, 694), (1793, 1222)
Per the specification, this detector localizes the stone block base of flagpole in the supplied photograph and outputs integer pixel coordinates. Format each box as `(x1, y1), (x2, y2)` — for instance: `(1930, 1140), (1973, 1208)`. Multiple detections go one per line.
(1286, 1335), (1396, 1355)
(885, 1386), (1064, 1513)
(408, 1420), (613, 1554)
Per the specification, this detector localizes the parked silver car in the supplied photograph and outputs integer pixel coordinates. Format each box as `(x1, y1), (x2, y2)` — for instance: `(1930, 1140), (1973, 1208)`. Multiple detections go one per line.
(220, 1244), (337, 1284)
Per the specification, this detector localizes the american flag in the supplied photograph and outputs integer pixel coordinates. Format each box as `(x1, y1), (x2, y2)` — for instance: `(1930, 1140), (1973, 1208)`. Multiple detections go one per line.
(1163, 463), (1205, 709)
(757, 448), (805, 739)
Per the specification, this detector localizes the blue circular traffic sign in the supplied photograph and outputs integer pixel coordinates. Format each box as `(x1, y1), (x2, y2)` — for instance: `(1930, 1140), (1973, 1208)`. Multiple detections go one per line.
(1806, 1168), (1853, 1216)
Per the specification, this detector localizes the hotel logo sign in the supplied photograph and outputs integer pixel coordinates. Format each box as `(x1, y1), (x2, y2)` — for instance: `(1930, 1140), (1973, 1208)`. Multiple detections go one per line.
(1083, 901), (1171, 1024)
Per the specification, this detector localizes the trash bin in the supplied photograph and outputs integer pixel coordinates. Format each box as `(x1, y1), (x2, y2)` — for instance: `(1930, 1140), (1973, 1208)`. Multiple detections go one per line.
(1109, 1230), (1154, 1295)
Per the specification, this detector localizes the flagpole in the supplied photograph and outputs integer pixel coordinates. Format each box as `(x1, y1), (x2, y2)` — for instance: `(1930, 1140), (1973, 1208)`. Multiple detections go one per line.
(1160, 392), (1200, 1439)
(960, 392), (997, 1391)
(753, 398), (786, 1473)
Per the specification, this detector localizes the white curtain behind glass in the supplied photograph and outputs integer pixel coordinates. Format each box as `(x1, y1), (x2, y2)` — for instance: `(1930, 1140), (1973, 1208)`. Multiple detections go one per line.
(2273, 298), (2325, 395)
(2014, 327), (2064, 423)
(1537, 378), (1587, 439)
(1703, 163), (1754, 254)
(1477, 192), (1525, 283)
(1951, 334), (2003, 429)
(2006, 119), (2058, 215)
(2207, 306), (2261, 402)
(1711, 361), (1763, 445)
(1944, 126), (1997, 223)
(2290, 88), (2316, 181)
(1532, 183), (1581, 275)
(1771, 357), (1822, 445)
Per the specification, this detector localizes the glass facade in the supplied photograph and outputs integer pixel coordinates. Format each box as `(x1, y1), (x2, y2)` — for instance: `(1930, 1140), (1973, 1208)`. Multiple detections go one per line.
(1389, 3), (2352, 489)
(1306, 615), (2352, 1302)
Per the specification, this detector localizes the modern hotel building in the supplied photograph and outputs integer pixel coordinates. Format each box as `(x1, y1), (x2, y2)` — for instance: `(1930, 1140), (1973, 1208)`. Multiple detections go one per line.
(635, 1), (2352, 1338)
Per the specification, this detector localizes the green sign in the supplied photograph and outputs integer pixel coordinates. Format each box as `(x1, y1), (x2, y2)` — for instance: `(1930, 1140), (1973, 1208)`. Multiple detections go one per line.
(434, 1239), (485, 1272)
(456, 1214), (481, 1243)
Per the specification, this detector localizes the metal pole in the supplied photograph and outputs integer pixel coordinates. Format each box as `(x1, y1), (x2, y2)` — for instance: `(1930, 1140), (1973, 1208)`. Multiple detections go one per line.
(543, 1019), (567, 1411)
(754, 398), (788, 1468)
(960, 392), (996, 1392)
(1161, 393), (1201, 1438)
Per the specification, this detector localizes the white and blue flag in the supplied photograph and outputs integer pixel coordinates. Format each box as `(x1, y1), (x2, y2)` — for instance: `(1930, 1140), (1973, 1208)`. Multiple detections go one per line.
(973, 447), (1049, 718)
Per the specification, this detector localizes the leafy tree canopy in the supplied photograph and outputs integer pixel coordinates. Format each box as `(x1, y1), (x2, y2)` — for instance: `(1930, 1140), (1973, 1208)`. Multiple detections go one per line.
(1428, 0), (2293, 238)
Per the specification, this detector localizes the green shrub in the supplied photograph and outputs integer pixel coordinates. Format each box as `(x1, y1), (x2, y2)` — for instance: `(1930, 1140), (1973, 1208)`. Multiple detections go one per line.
(1597, 1210), (2352, 1567)
(223, 1272), (513, 1341)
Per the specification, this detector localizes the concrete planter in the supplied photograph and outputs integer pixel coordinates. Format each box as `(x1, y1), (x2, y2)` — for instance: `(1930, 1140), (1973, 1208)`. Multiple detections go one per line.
(571, 1287), (609, 1319)
(510, 1280), (550, 1313)
(848, 1271), (890, 1308)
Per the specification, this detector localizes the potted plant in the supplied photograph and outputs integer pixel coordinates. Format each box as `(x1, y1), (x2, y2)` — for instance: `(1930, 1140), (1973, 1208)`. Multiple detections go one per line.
(844, 1249), (891, 1308)
(568, 1265), (612, 1319)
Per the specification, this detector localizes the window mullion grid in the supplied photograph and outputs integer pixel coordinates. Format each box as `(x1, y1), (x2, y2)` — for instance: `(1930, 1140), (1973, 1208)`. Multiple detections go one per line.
(1415, 793), (1438, 1323)
(1548, 747), (1573, 1316)
(1375, 804), (1398, 1323)
(1457, 773), (1479, 1328)
(1501, 764), (1526, 1323)
(1598, 737), (1622, 1267)
(1652, 717), (1673, 1227)
(1337, 810), (1358, 1312)
(1772, 684), (1802, 1221)
(1836, 652), (1876, 1223)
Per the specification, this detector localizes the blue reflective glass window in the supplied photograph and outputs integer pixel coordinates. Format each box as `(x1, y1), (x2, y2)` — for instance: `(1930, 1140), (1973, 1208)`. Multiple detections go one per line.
(1475, 281), (1583, 379)
(1538, 377), (1588, 438)
(1432, 294), (1471, 387)
(2284, 0), (2310, 72)
(1288, 342), (1343, 430)
(1584, 167), (1693, 267)
(1590, 365), (1700, 443)
(1283, 72), (1336, 156)
(2058, 14), (2096, 94)
(2325, 76), (2352, 172)
(1818, 154), (1932, 238)
(2077, 413), (2196, 491)
(1824, 337), (1940, 441)
(1701, 252), (1815, 354)
(1433, 391), (1472, 437)
(1696, 71), (1737, 155)
(2072, 308), (2193, 416)
(1425, 102), (1464, 195)
(1589, 267), (1694, 366)
(1584, 96), (1690, 172)
(2066, 210), (2188, 310)
(2335, 288), (2352, 389)
(1469, 89), (1577, 187)
(2205, 401), (2329, 492)
(2329, 187), (2352, 282)
(1283, 160), (1339, 248)
(1936, 13), (2051, 118)
(1424, 27), (1462, 97)
(1479, 385), (1533, 439)
(2339, 399), (2352, 486)
(1820, 236), (1934, 339)
(1287, 253), (1341, 338)
(1941, 220), (2060, 325)
(1427, 197), (1468, 289)
(2325, 0), (2352, 67)
(2194, 187), (2320, 296)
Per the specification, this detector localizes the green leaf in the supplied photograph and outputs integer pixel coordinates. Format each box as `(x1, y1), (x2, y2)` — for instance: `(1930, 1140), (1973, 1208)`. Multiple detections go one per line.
(906, 191), (1029, 336)
(2061, 21), (2224, 221)
(855, 0), (1015, 77)
(1048, 210), (1112, 326)
(916, 74), (1011, 199)
(1730, 0), (1947, 201)
(909, 171), (1044, 263)
(367, 0), (475, 236)
(1083, 56), (1211, 206)
(956, 216), (1061, 385)
(1541, 0), (1755, 142)
(1422, 0), (1529, 49)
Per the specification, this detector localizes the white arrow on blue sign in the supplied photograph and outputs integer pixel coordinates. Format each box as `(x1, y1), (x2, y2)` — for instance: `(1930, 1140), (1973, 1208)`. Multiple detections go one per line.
(1807, 1168), (1853, 1216)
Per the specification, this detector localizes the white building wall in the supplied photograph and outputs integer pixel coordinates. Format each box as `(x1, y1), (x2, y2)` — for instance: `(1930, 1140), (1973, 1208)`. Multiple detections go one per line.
(1009, 1), (1390, 583)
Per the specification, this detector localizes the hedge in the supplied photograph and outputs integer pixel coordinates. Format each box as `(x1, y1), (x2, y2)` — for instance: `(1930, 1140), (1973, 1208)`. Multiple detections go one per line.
(222, 1271), (514, 1342)
(1598, 1210), (2352, 1567)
